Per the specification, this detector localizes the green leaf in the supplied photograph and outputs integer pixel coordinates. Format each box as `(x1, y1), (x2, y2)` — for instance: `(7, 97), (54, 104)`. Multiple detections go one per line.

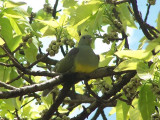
(155, 45), (160, 53)
(36, 9), (52, 20)
(117, 3), (137, 28)
(3, 98), (18, 110)
(75, 83), (85, 94)
(22, 105), (32, 117)
(62, 0), (77, 8)
(0, 37), (5, 45)
(58, 106), (69, 113)
(3, 8), (27, 18)
(99, 55), (113, 67)
(7, 35), (22, 51)
(41, 94), (53, 107)
(0, 67), (11, 82)
(146, 37), (160, 52)
(129, 98), (142, 120)
(109, 107), (116, 116)
(137, 62), (153, 80)
(138, 85), (156, 120)
(10, 69), (23, 87)
(114, 59), (140, 72)
(115, 50), (153, 62)
(69, 1), (103, 26)
(0, 18), (13, 44)
(117, 40), (125, 51)
(36, 19), (59, 28)
(24, 37), (38, 63)
(40, 26), (56, 36)
(138, 36), (147, 50)
(9, 17), (22, 35)
(116, 96), (130, 120)
(67, 26), (79, 40)
(4, 1), (26, 8)
(157, 12), (160, 30)
(59, 15), (68, 26)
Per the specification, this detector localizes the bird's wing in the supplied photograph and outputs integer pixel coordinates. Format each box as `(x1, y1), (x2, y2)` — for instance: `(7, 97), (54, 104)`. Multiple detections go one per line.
(54, 48), (79, 73)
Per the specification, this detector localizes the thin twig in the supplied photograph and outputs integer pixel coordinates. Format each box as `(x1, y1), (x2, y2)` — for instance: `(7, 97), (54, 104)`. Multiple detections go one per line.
(100, 109), (107, 120)
(1, 44), (25, 71)
(84, 80), (101, 100)
(144, 4), (151, 22)
(0, 44), (23, 58)
(0, 62), (14, 67)
(27, 53), (49, 69)
(0, 81), (18, 90)
(91, 108), (101, 120)
(52, 0), (59, 18)
(6, 73), (24, 84)
(21, 98), (35, 108)
(60, 46), (66, 56)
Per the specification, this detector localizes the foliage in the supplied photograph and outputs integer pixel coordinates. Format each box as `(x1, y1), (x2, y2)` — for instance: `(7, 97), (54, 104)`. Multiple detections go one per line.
(0, 0), (160, 119)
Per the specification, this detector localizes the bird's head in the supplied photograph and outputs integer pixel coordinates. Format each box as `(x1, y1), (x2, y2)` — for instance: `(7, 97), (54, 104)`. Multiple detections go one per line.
(78, 35), (92, 46)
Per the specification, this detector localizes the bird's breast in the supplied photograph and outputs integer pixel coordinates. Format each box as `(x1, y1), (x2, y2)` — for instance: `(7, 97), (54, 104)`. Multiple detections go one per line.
(74, 47), (99, 73)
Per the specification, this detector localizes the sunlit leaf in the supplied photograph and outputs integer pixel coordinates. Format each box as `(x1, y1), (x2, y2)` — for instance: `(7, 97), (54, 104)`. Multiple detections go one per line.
(117, 3), (137, 28)
(117, 40), (125, 51)
(0, 37), (5, 45)
(138, 36), (147, 50)
(146, 37), (160, 52)
(157, 12), (160, 30)
(0, 18), (13, 44)
(138, 85), (156, 120)
(137, 62), (153, 80)
(7, 35), (22, 51)
(75, 83), (85, 94)
(40, 26), (56, 36)
(99, 54), (113, 67)
(129, 98), (142, 120)
(114, 59), (140, 72)
(62, 0), (77, 8)
(24, 37), (38, 63)
(9, 17), (22, 35)
(155, 45), (160, 53)
(115, 50), (153, 62)
(58, 106), (69, 113)
(116, 96), (130, 120)
(4, 1), (26, 8)
(109, 107), (116, 116)
(36, 19), (59, 28)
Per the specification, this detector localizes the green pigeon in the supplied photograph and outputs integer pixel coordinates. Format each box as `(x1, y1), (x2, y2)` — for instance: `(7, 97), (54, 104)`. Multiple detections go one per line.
(55, 35), (99, 73)
(42, 35), (99, 96)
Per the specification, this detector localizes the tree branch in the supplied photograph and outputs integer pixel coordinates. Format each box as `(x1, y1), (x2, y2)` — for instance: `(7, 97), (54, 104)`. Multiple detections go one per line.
(71, 71), (136, 120)
(37, 54), (58, 65)
(42, 82), (72, 120)
(52, 0), (59, 18)
(27, 53), (49, 69)
(130, 0), (154, 40)
(144, 4), (151, 22)
(0, 66), (135, 99)
(0, 81), (18, 90)
(0, 75), (61, 99)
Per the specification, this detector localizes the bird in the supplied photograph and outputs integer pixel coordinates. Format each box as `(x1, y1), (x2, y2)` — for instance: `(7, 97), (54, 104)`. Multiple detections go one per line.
(42, 35), (99, 96)
(55, 35), (99, 73)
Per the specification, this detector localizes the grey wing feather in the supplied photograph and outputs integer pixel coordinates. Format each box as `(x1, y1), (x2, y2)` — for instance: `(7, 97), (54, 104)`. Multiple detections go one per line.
(54, 48), (79, 73)
(43, 48), (79, 97)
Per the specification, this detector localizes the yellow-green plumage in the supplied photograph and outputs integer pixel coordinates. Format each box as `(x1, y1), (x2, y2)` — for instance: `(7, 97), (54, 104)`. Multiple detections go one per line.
(54, 35), (99, 73)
